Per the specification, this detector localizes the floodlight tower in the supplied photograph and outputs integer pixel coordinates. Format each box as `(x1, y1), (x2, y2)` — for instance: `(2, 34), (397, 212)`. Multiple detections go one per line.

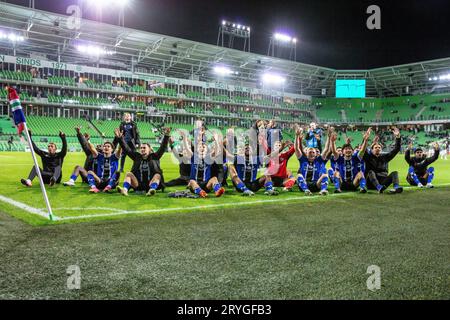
(217, 20), (251, 52)
(268, 32), (297, 61)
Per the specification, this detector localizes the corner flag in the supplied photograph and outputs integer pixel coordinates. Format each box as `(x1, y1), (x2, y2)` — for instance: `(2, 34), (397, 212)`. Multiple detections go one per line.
(7, 87), (26, 135)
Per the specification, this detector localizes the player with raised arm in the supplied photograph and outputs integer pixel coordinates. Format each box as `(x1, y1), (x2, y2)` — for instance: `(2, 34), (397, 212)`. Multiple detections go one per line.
(330, 127), (371, 193)
(86, 140), (122, 193)
(405, 142), (439, 188)
(21, 130), (67, 187)
(363, 127), (403, 194)
(188, 132), (225, 198)
(165, 131), (192, 187)
(116, 127), (170, 196)
(63, 126), (102, 186)
(294, 126), (331, 196)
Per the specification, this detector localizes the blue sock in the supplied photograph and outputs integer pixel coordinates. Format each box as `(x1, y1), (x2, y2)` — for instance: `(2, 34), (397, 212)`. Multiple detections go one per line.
(213, 183), (221, 192)
(194, 187), (202, 195)
(150, 182), (158, 190)
(328, 169), (334, 181)
(108, 179), (116, 188)
(359, 177), (366, 189)
(265, 181), (273, 191)
(334, 177), (341, 190)
(297, 176), (308, 191)
(70, 174), (77, 181)
(236, 182), (248, 192)
(427, 167), (434, 184)
(87, 173), (95, 187)
(394, 183), (399, 189)
(320, 177), (328, 191)
(408, 167), (421, 185)
(376, 184), (383, 191)
(123, 181), (131, 191)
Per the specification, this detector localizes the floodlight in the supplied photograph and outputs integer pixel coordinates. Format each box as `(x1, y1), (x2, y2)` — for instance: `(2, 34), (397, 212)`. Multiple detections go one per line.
(292, 38), (297, 43)
(222, 20), (226, 25)
(214, 66), (233, 76)
(262, 73), (286, 85)
(77, 44), (114, 56)
(274, 33), (292, 42)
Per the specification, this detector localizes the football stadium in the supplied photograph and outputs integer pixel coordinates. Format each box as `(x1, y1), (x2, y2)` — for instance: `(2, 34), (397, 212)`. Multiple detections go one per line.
(0, 1), (449, 302)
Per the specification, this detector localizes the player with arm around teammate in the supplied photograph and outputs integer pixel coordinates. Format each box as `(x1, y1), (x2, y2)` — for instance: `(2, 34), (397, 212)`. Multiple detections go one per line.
(330, 127), (372, 193)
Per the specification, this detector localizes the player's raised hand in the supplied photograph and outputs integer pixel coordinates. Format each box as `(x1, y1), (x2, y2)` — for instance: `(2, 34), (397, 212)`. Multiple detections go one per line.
(75, 126), (81, 133)
(330, 132), (338, 142)
(408, 142), (413, 150)
(433, 142), (440, 150)
(363, 127), (372, 140)
(59, 131), (66, 138)
(114, 128), (123, 138)
(392, 127), (400, 138)
(163, 127), (171, 136)
(373, 135), (380, 144)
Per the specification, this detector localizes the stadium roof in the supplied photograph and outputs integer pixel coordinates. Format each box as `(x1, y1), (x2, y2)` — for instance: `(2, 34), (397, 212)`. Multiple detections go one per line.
(1, 2), (450, 97)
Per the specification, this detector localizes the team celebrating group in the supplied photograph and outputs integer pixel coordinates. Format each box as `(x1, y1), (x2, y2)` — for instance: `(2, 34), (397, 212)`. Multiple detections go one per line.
(20, 113), (441, 198)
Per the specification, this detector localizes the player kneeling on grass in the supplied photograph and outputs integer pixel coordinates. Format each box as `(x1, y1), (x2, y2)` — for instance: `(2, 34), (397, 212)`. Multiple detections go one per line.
(228, 144), (264, 196)
(21, 130), (67, 187)
(86, 140), (122, 193)
(405, 142), (439, 188)
(330, 128), (371, 193)
(187, 138), (225, 198)
(116, 127), (170, 196)
(363, 127), (403, 194)
(294, 128), (331, 196)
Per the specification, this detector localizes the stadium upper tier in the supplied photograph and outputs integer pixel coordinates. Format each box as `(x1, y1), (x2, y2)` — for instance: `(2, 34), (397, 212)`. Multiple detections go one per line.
(314, 94), (450, 124)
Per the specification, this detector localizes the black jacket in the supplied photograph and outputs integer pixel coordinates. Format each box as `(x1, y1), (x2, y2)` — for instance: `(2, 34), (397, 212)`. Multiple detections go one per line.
(363, 137), (401, 176)
(119, 135), (169, 181)
(405, 148), (439, 176)
(31, 134), (67, 172)
(119, 121), (140, 146)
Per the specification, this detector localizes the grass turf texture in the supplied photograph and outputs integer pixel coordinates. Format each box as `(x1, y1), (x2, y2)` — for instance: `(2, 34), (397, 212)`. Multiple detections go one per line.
(0, 152), (449, 299)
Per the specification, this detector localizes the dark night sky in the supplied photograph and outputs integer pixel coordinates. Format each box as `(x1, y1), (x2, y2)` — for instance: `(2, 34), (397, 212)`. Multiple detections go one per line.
(5, 0), (450, 69)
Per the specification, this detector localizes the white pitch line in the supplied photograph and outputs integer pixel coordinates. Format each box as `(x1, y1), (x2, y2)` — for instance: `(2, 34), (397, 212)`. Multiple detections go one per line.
(0, 194), (55, 220)
(2, 183), (450, 222)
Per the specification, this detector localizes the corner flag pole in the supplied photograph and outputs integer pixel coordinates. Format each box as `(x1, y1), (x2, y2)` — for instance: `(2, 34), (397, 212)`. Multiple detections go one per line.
(22, 123), (54, 221)
(7, 86), (53, 220)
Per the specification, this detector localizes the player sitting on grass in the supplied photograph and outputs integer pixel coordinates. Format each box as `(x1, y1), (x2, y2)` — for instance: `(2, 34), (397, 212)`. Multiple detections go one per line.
(21, 130), (67, 187)
(187, 133), (225, 198)
(294, 126), (331, 196)
(330, 127), (372, 193)
(227, 144), (263, 196)
(405, 142), (439, 188)
(86, 140), (122, 193)
(363, 127), (403, 194)
(63, 126), (103, 186)
(116, 127), (170, 196)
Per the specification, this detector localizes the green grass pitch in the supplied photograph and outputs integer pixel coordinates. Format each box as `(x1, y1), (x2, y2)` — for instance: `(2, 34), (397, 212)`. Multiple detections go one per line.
(0, 152), (449, 299)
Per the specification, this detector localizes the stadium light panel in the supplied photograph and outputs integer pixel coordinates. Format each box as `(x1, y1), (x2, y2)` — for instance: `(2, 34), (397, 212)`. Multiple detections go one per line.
(274, 33), (292, 42)
(77, 44), (114, 56)
(213, 66), (234, 76)
(222, 20), (226, 25)
(292, 38), (297, 43)
(0, 32), (25, 43)
(262, 73), (286, 85)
